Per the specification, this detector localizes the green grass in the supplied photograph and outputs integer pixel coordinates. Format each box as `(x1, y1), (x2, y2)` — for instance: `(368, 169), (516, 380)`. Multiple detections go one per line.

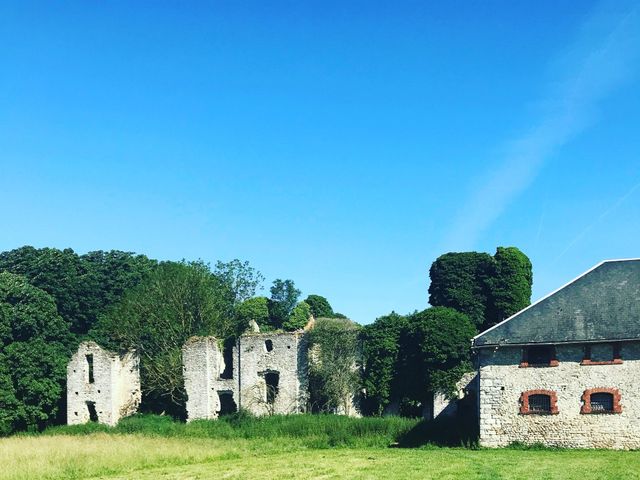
(2, 415), (639, 479)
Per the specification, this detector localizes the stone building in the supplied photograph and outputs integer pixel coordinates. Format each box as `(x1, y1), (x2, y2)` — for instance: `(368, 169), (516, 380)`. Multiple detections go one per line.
(473, 259), (640, 449)
(183, 331), (309, 420)
(67, 341), (141, 426)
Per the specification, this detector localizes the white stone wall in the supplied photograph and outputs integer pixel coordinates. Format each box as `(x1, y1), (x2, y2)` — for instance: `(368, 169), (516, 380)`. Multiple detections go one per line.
(479, 342), (640, 449)
(183, 332), (308, 420)
(67, 341), (140, 426)
(182, 337), (226, 421)
(235, 332), (308, 416)
(433, 371), (478, 419)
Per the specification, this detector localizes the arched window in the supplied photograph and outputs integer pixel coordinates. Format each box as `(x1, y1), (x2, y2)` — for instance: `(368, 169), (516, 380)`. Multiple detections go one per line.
(581, 388), (622, 414)
(519, 390), (558, 415)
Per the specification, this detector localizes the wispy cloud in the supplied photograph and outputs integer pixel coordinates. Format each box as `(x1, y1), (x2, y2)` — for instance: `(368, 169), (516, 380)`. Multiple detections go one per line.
(442, 2), (640, 251)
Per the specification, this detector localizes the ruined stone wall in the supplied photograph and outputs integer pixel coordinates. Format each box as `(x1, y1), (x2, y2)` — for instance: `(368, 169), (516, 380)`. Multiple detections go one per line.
(67, 341), (140, 426)
(235, 332), (308, 416)
(479, 342), (640, 449)
(433, 371), (478, 419)
(182, 337), (226, 421)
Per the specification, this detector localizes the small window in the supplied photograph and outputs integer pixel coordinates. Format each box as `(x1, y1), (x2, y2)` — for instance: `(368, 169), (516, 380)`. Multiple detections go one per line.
(520, 390), (558, 415)
(581, 343), (623, 365)
(265, 339), (274, 352)
(86, 401), (99, 422)
(581, 388), (622, 414)
(520, 346), (557, 367)
(86, 354), (95, 383)
(528, 394), (551, 413)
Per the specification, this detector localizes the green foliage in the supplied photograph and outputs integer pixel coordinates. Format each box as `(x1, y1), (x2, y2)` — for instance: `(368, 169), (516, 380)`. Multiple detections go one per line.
(267, 279), (300, 330)
(236, 296), (270, 331)
(308, 318), (361, 414)
(399, 307), (476, 401)
(361, 312), (408, 415)
(0, 246), (156, 334)
(283, 301), (311, 331)
(91, 261), (235, 416)
(304, 294), (334, 318)
(0, 272), (72, 435)
(428, 247), (533, 330)
(487, 247), (533, 328)
(214, 259), (265, 308)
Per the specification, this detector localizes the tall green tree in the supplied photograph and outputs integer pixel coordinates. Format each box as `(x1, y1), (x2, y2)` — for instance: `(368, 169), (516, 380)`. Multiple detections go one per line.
(428, 247), (533, 330)
(236, 296), (270, 331)
(304, 294), (334, 318)
(214, 259), (265, 308)
(91, 261), (235, 417)
(267, 279), (300, 330)
(0, 246), (156, 335)
(0, 272), (72, 434)
(486, 247), (533, 328)
(361, 312), (408, 415)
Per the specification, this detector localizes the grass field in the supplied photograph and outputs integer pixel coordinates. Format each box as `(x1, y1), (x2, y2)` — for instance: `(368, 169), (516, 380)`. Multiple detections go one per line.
(2, 415), (640, 479)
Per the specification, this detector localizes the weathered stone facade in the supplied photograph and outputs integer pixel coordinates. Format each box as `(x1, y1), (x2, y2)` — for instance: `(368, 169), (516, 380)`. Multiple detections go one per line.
(183, 331), (309, 420)
(478, 343), (640, 449)
(67, 341), (141, 426)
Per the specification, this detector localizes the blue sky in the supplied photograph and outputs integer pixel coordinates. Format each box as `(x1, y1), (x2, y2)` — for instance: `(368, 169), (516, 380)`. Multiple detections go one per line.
(1, 1), (639, 324)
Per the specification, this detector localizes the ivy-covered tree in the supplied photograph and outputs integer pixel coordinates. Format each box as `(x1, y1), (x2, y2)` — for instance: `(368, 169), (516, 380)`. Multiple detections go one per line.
(361, 312), (408, 415)
(283, 301), (311, 331)
(398, 307), (476, 403)
(304, 294), (334, 318)
(308, 317), (361, 414)
(267, 279), (300, 330)
(0, 272), (72, 435)
(91, 261), (235, 417)
(428, 247), (532, 330)
(486, 247), (533, 328)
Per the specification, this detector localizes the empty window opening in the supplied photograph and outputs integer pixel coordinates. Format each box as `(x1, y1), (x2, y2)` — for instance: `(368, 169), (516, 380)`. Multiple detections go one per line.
(521, 346), (556, 367)
(217, 391), (238, 416)
(86, 354), (94, 383)
(86, 401), (99, 422)
(265, 339), (274, 352)
(528, 394), (551, 413)
(265, 371), (280, 404)
(221, 338), (234, 379)
(591, 392), (614, 412)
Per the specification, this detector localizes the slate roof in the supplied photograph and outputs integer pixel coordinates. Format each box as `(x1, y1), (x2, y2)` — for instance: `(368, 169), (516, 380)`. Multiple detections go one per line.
(473, 259), (640, 347)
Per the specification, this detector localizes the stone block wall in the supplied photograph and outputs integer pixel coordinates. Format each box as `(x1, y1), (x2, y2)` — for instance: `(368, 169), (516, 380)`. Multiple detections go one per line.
(478, 342), (640, 449)
(67, 341), (140, 426)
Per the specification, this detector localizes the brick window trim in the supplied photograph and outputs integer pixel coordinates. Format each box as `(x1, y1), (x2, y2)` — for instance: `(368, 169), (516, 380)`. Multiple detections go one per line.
(580, 358), (623, 366)
(519, 389), (559, 415)
(581, 388), (622, 414)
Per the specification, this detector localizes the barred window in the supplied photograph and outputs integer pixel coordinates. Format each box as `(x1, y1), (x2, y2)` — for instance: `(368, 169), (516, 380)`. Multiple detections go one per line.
(528, 394), (551, 413)
(590, 392), (614, 413)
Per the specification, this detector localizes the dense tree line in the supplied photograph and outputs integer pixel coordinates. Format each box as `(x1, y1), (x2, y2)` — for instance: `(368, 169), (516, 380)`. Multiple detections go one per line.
(0, 243), (531, 434)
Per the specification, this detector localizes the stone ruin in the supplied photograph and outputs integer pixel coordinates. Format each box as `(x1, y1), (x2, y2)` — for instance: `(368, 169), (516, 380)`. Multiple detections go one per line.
(67, 341), (141, 426)
(182, 331), (309, 420)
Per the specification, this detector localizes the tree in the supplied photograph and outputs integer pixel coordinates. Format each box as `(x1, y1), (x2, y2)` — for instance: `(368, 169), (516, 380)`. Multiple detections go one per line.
(236, 296), (270, 331)
(428, 252), (494, 328)
(486, 247), (532, 329)
(267, 279), (300, 330)
(0, 246), (156, 335)
(214, 259), (265, 307)
(0, 272), (72, 434)
(91, 261), (234, 417)
(283, 301), (311, 331)
(428, 247), (533, 330)
(361, 312), (408, 415)
(398, 307), (476, 402)
(307, 317), (361, 414)
(304, 295), (334, 318)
